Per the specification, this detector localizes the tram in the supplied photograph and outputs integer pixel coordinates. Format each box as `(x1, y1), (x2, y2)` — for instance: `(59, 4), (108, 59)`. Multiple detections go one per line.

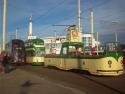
(45, 26), (124, 76)
(120, 44), (125, 65)
(6, 39), (25, 65)
(25, 38), (45, 65)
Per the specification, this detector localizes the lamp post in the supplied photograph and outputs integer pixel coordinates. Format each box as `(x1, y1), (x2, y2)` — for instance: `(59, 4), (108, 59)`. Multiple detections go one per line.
(77, 0), (82, 42)
(111, 21), (118, 47)
(2, 0), (7, 51)
(90, 9), (94, 48)
(96, 32), (99, 55)
(115, 32), (118, 47)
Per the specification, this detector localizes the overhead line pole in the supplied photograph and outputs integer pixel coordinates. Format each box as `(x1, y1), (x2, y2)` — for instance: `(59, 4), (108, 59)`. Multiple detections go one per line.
(90, 9), (94, 48)
(96, 32), (99, 55)
(78, 0), (82, 42)
(2, 0), (7, 51)
(115, 32), (118, 47)
(78, 0), (81, 33)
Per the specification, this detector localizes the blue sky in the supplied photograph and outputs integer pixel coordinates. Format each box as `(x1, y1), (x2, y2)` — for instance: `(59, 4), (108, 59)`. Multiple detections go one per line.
(0, 0), (125, 44)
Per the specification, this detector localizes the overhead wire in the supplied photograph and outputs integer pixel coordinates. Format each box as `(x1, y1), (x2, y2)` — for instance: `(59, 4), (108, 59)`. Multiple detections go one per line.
(34, 0), (66, 23)
(4, 0), (125, 37)
(36, 0), (113, 35)
(6, 0), (67, 23)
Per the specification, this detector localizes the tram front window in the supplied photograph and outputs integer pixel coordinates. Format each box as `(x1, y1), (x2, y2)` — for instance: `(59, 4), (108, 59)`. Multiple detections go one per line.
(33, 50), (44, 56)
(68, 45), (83, 56)
(69, 46), (76, 52)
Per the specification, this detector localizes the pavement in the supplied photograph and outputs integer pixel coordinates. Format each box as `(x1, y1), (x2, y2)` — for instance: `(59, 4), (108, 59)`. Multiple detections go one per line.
(0, 69), (85, 94)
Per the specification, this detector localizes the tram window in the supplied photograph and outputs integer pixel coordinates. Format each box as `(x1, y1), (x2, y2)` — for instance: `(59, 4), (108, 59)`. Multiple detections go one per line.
(41, 51), (45, 55)
(77, 47), (82, 52)
(27, 51), (33, 56)
(69, 46), (76, 52)
(63, 47), (67, 55)
(33, 51), (36, 56)
(25, 43), (27, 47)
(39, 42), (44, 45)
(33, 50), (44, 56)
(45, 44), (47, 49)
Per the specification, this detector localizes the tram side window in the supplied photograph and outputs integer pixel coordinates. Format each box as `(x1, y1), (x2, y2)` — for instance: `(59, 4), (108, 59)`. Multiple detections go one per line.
(62, 47), (67, 55)
(46, 44), (49, 49)
(68, 46), (77, 56)
(34, 50), (41, 56)
(26, 51), (33, 56)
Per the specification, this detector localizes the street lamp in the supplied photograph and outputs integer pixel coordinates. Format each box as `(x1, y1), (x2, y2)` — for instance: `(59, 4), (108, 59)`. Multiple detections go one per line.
(2, 0), (7, 51)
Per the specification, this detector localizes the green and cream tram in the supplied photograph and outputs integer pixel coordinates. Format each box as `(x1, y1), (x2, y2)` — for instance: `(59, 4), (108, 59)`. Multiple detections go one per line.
(45, 25), (124, 76)
(25, 38), (45, 65)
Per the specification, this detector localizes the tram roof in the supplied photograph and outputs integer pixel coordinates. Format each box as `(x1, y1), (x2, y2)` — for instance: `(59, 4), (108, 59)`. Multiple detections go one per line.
(25, 38), (44, 43)
(11, 39), (24, 43)
(6, 39), (24, 45)
(62, 42), (83, 46)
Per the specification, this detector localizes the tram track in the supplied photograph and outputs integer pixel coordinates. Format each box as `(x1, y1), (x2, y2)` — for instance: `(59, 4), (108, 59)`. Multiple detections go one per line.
(78, 73), (125, 94)
(17, 65), (125, 94)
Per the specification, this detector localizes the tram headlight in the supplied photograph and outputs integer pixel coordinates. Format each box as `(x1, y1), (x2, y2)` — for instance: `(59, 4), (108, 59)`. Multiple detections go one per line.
(108, 60), (112, 68)
(108, 60), (112, 65)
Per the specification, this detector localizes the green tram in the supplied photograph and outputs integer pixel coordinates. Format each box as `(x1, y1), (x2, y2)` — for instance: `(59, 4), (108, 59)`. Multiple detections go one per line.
(45, 26), (124, 76)
(45, 42), (124, 76)
(25, 38), (45, 65)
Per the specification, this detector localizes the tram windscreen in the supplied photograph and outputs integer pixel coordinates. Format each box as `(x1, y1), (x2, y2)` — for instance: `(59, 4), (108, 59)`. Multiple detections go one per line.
(68, 45), (83, 55)
(33, 49), (45, 56)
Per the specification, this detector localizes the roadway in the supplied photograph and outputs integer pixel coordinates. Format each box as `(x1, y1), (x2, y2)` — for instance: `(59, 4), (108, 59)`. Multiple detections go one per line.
(18, 65), (125, 94)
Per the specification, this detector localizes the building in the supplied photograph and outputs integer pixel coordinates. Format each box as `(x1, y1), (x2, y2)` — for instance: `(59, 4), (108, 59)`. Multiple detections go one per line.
(82, 33), (100, 48)
(43, 34), (100, 54)
(44, 36), (66, 54)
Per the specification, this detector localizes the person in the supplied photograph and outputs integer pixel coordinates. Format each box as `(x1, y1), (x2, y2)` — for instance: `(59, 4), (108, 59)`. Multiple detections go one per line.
(2, 53), (8, 73)
(0, 51), (6, 73)
(0, 61), (5, 73)
(2, 53), (12, 73)
(76, 47), (83, 56)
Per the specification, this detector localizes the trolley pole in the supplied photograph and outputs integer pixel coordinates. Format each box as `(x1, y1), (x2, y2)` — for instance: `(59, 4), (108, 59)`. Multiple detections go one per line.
(115, 32), (118, 47)
(2, 0), (7, 51)
(77, 0), (82, 42)
(78, 0), (81, 33)
(96, 32), (99, 55)
(90, 9), (94, 48)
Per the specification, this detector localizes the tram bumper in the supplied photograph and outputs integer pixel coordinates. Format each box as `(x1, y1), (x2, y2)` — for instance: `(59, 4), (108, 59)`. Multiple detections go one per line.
(96, 69), (124, 76)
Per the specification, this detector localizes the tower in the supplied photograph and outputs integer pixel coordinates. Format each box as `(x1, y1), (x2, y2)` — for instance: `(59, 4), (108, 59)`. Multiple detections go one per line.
(28, 16), (33, 39)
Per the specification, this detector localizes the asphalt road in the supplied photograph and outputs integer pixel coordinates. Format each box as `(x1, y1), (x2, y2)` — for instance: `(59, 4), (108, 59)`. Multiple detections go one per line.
(0, 69), (85, 94)
(18, 65), (125, 94)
